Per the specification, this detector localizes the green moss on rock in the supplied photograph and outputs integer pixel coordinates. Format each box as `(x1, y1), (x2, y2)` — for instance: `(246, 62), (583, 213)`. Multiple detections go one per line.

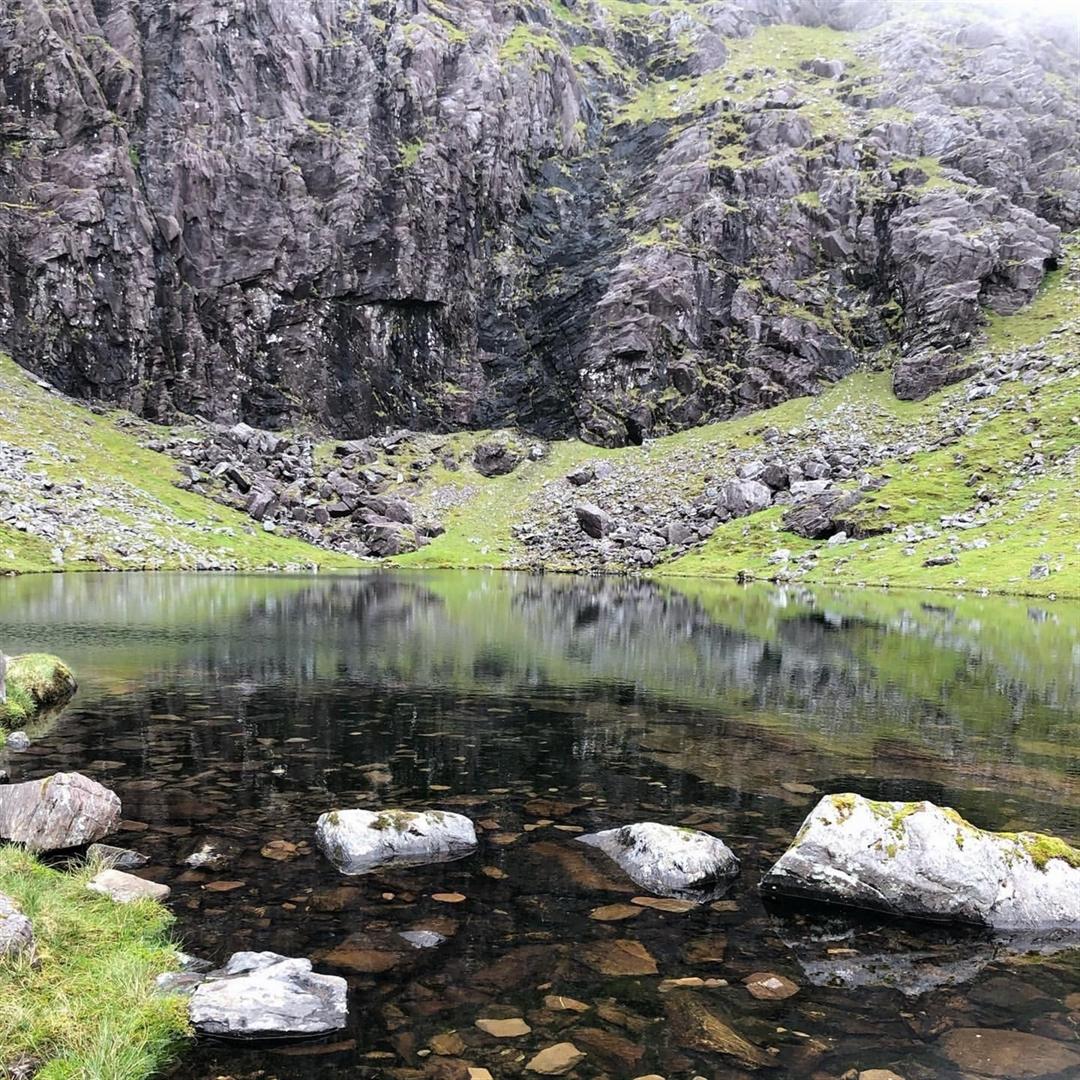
(0, 653), (77, 728)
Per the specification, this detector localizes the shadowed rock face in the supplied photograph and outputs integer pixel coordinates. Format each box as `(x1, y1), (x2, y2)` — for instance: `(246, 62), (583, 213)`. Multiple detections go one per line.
(0, 1), (1075, 444)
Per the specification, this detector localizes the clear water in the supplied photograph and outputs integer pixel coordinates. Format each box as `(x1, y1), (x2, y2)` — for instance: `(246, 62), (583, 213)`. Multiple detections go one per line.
(1, 571), (1078, 1079)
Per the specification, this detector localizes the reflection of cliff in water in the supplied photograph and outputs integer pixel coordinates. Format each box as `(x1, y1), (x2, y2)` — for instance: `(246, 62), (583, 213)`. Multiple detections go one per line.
(1, 572), (1077, 763)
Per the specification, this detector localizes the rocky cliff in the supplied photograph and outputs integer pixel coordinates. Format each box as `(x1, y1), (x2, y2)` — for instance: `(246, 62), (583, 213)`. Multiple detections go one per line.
(1, 0), (1076, 446)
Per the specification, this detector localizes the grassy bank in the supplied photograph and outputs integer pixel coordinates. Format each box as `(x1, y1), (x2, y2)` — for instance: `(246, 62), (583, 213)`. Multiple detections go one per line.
(0, 354), (361, 575)
(0, 846), (187, 1079)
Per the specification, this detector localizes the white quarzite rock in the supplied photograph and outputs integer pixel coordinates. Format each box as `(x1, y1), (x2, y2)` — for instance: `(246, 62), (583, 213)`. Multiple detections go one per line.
(187, 952), (347, 1038)
(315, 807), (478, 874)
(761, 794), (1080, 930)
(577, 822), (740, 899)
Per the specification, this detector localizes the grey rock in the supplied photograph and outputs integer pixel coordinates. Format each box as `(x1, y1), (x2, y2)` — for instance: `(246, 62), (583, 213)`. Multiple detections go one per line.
(783, 491), (863, 539)
(577, 821), (740, 901)
(716, 479), (773, 517)
(566, 465), (595, 487)
(315, 807), (477, 875)
(5, 731), (31, 751)
(0, 772), (121, 852)
(187, 952), (347, 1038)
(0, 891), (34, 959)
(574, 503), (613, 540)
(87, 868), (171, 904)
(761, 794), (1080, 929)
(87, 843), (149, 870)
(473, 440), (523, 478)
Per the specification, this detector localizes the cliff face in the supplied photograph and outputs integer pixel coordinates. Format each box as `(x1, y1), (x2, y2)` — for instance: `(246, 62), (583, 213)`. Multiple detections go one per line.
(0, 0), (1076, 445)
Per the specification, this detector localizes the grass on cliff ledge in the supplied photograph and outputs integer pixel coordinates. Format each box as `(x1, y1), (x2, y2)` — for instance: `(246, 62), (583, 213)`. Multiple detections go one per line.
(0, 845), (188, 1080)
(0, 354), (361, 575)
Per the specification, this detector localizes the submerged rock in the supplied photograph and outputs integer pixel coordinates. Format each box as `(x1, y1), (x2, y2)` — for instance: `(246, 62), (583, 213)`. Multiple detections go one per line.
(87, 843), (149, 870)
(577, 822), (740, 900)
(187, 951), (348, 1038)
(761, 794), (1080, 929)
(0, 891), (34, 959)
(0, 772), (121, 852)
(315, 807), (477, 874)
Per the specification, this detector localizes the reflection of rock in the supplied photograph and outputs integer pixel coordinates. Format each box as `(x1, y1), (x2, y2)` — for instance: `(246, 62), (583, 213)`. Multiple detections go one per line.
(0, 772), (120, 852)
(315, 807), (477, 874)
(774, 910), (1080, 997)
(761, 794), (1080, 929)
(186, 951), (348, 1039)
(577, 822), (739, 900)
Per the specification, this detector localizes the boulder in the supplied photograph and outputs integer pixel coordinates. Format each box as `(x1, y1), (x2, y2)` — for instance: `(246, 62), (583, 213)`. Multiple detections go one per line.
(187, 951), (348, 1038)
(577, 822), (740, 900)
(716, 479), (772, 518)
(0, 653), (77, 727)
(473, 439), (523, 477)
(0, 772), (120, 852)
(761, 794), (1080, 929)
(315, 808), (478, 874)
(574, 503), (612, 540)
(566, 464), (595, 487)
(783, 491), (863, 539)
(0, 891), (34, 959)
(87, 869), (171, 904)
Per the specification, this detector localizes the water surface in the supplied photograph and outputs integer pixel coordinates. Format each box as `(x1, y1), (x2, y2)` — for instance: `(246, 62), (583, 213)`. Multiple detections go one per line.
(1, 572), (1077, 1079)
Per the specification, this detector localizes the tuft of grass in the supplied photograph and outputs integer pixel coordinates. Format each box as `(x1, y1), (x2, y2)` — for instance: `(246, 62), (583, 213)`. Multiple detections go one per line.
(0, 845), (189, 1079)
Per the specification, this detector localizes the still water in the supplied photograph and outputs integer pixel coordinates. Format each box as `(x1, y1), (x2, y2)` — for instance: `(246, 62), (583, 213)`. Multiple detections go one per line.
(1, 571), (1078, 1079)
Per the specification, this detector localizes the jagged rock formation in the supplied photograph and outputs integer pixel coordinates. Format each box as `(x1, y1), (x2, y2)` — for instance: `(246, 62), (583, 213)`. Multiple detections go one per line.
(0, 0), (1076, 446)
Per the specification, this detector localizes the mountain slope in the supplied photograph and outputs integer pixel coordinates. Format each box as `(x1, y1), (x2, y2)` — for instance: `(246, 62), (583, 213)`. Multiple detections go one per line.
(0, 355), (360, 572)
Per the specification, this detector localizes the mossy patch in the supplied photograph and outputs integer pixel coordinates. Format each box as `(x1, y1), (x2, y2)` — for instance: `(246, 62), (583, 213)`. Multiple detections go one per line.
(0, 653), (77, 729)
(0, 845), (188, 1079)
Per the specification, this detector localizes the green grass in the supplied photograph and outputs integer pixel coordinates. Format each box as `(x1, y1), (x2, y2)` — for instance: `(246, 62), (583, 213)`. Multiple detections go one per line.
(0, 846), (188, 1079)
(665, 372), (1080, 597)
(983, 237), (1080, 352)
(0, 354), (362, 575)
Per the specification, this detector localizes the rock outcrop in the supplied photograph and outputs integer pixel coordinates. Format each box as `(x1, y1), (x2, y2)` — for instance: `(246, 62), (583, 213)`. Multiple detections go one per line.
(315, 807), (478, 874)
(0, 772), (121, 852)
(577, 822), (740, 900)
(0, 1), (1074, 446)
(185, 952), (348, 1038)
(761, 794), (1080, 930)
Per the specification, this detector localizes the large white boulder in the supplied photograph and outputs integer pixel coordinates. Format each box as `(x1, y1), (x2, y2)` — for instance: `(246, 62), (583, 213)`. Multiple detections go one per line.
(0, 772), (120, 852)
(761, 794), (1080, 930)
(315, 808), (477, 874)
(576, 822), (740, 899)
(187, 952), (347, 1038)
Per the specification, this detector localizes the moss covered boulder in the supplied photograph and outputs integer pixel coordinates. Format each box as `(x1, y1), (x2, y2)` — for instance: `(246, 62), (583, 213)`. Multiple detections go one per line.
(0, 653), (78, 729)
(761, 793), (1080, 930)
